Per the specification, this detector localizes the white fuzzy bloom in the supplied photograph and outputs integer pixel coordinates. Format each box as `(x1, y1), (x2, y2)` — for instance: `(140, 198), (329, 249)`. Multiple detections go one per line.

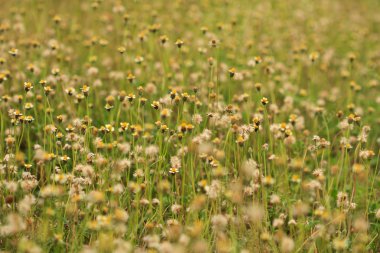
(171, 204), (182, 214)
(18, 194), (36, 215)
(244, 204), (264, 223)
(145, 145), (159, 157)
(170, 156), (181, 169)
(280, 237), (295, 253)
(4, 181), (18, 193)
(240, 159), (260, 179)
(0, 213), (27, 236)
(192, 113), (203, 125)
(205, 180), (223, 199)
(212, 214), (228, 232)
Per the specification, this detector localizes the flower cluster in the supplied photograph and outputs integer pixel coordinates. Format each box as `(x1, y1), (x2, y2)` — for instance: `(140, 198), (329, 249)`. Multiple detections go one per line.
(0, 0), (379, 252)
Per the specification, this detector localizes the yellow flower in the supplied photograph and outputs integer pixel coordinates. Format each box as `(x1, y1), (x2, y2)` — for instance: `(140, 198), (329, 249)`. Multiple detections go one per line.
(104, 103), (113, 111)
(175, 39), (184, 48)
(60, 155), (71, 162)
(117, 46), (126, 54)
(127, 73), (135, 83)
(261, 97), (269, 105)
(24, 82), (33, 92)
(105, 124), (115, 132)
(352, 163), (364, 174)
(169, 167), (179, 174)
(151, 101), (160, 110)
(228, 67), (236, 78)
(8, 48), (19, 56)
(120, 122), (129, 131)
(81, 84), (90, 96)
(309, 51), (319, 62)
(24, 163), (32, 170)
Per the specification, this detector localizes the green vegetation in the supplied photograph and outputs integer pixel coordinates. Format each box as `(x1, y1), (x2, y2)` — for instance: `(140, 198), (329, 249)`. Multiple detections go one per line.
(0, 0), (379, 252)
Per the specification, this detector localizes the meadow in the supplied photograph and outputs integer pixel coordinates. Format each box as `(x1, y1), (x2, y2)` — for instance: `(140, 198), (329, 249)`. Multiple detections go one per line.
(0, 0), (379, 252)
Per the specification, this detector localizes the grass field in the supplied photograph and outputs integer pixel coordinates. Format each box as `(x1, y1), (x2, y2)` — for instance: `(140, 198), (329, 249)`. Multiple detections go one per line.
(0, 0), (379, 252)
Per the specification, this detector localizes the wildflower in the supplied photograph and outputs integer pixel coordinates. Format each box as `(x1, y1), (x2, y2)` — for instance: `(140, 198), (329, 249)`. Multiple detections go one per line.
(270, 194), (281, 204)
(105, 103), (114, 111)
(211, 214), (228, 232)
(0, 214), (26, 236)
(53, 14), (61, 24)
(0, 73), (7, 83)
(65, 87), (75, 96)
(236, 135), (246, 146)
(18, 194), (36, 215)
(207, 57), (215, 66)
(175, 39), (184, 48)
(309, 51), (319, 62)
(148, 23), (161, 33)
(60, 155), (71, 162)
(170, 156), (181, 168)
(291, 174), (301, 183)
(113, 208), (129, 223)
(289, 114), (297, 125)
(359, 150), (375, 160)
(352, 163), (365, 174)
(139, 97), (147, 105)
(24, 82), (33, 92)
(209, 38), (218, 48)
(292, 201), (310, 216)
(337, 192), (349, 208)
(348, 52), (356, 62)
(9, 48), (19, 56)
(81, 84), (90, 96)
(117, 46), (126, 54)
(87, 191), (105, 203)
(171, 204), (182, 214)
(127, 73), (135, 83)
(65, 124), (74, 132)
(134, 56), (144, 64)
(261, 97), (269, 106)
(105, 124), (115, 133)
(160, 35), (169, 44)
(254, 56), (262, 64)
(186, 123), (194, 132)
(151, 100), (160, 110)
(119, 122), (129, 132)
(280, 237), (295, 253)
(262, 175), (275, 186)
(23, 116), (34, 123)
(255, 82), (262, 91)
(333, 238), (348, 250)
(40, 185), (63, 198)
(117, 91), (126, 102)
(161, 108), (171, 118)
(169, 167), (179, 174)
(244, 204), (264, 223)
(126, 93), (136, 102)
(240, 159), (258, 178)
(260, 232), (271, 241)
(40, 85), (50, 96)
(24, 163), (32, 170)
(106, 95), (115, 105)
(192, 114), (203, 124)
(228, 67), (236, 78)
(353, 217), (368, 232)
(273, 218), (284, 228)
(51, 68), (60, 76)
